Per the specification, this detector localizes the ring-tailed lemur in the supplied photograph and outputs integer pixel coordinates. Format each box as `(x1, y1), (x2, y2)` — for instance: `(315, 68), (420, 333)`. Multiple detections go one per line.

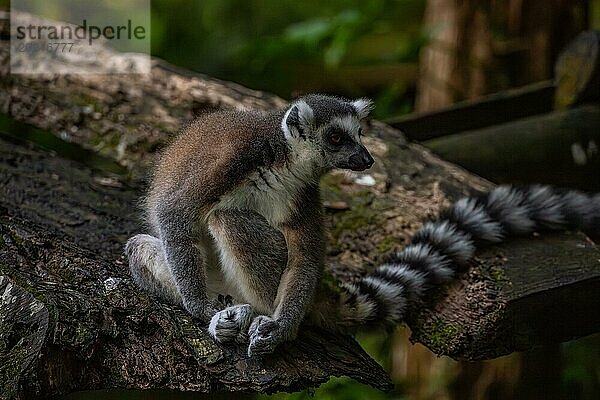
(126, 94), (600, 357)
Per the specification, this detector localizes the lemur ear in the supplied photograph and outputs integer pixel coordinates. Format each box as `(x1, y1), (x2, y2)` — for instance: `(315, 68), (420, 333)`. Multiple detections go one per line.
(282, 100), (314, 141)
(352, 98), (374, 120)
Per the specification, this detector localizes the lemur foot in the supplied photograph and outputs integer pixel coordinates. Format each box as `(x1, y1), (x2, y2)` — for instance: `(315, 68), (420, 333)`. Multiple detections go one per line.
(208, 304), (253, 344)
(247, 315), (285, 357)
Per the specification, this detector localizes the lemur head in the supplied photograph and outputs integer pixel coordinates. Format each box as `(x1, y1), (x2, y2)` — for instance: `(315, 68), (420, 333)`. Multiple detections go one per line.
(281, 94), (375, 172)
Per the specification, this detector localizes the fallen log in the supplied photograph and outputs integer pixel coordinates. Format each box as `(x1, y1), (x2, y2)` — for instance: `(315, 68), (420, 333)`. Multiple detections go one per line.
(385, 81), (555, 141)
(1, 9), (599, 399)
(407, 231), (600, 360)
(0, 136), (392, 398)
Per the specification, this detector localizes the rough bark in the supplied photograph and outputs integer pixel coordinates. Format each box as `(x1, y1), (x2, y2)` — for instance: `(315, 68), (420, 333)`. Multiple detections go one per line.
(0, 136), (393, 398)
(0, 11), (286, 176)
(407, 232), (600, 361)
(1, 9), (599, 398)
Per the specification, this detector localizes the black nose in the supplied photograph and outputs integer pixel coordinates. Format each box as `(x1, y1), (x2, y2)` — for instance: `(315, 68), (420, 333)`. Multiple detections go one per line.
(348, 145), (374, 171)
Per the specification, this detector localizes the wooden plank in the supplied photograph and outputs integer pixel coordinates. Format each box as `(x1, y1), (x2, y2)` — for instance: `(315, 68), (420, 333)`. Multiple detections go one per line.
(407, 232), (600, 360)
(423, 104), (600, 191)
(385, 81), (555, 141)
(555, 31), (600, 108)
(1, 11), (599, 397)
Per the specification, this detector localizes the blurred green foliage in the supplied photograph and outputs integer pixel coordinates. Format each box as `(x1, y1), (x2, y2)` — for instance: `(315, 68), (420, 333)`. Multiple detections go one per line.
(150, 0), (427, 118)
(561, 334), (600, 399)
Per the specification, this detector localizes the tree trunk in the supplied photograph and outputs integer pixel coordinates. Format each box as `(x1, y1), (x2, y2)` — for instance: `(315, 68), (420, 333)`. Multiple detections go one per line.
(415, 0), (587, 112)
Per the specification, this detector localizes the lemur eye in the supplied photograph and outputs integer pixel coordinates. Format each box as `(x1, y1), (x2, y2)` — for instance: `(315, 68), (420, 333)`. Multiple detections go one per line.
(327, 126), (346, 147)
(329, 133), (342, 145)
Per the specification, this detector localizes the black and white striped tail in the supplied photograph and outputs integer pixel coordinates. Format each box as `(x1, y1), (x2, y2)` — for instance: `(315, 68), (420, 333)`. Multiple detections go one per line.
(340, 185), (600, 328)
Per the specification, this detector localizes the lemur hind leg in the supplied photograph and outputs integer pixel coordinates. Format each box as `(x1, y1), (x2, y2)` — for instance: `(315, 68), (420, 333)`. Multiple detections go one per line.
(156, 206), (224, 322)
(125, 234), (182, 306)
(207, 209), (288, 343)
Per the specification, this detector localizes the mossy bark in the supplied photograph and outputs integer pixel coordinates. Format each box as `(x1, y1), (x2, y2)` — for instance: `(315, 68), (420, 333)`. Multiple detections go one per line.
(1, 10), (599, 398)
(0, 137), (392, 399)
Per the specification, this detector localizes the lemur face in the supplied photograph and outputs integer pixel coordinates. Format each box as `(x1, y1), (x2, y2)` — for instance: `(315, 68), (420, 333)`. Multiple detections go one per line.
(282, 95), (375, 172)
(317, 114), (374, 171)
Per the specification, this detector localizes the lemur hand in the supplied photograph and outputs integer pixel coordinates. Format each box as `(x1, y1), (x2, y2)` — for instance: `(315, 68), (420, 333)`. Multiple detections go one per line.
(208, 304), (254, 344)
(247, 315), (286, 357)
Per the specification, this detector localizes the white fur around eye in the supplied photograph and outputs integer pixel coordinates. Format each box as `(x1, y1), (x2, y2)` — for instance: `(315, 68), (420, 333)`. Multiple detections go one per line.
(331, 115), (361, 141)
(352, 98), (374, 120)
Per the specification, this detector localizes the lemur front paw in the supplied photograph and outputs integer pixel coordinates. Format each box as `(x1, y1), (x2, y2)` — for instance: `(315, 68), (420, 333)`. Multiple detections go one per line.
(247, 315), (285, 357)
(208, 304), (253, 344)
